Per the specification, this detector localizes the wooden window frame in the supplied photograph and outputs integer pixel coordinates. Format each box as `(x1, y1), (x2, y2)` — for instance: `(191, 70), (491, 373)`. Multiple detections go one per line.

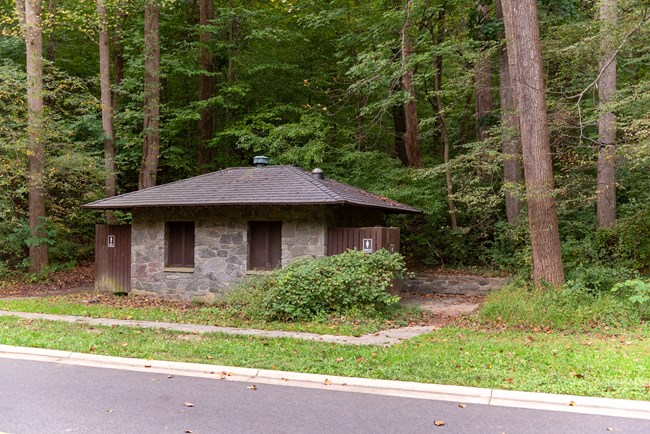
(165, 221), (195, 269)
(248, 221), (282, 271)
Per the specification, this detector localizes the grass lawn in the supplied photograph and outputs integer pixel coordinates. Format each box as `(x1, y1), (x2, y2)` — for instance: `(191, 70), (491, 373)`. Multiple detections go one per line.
(0, 315), (648, 401)
(0, 292), (432, 336)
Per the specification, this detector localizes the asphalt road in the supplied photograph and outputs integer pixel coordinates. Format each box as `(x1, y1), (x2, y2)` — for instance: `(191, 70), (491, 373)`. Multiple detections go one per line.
(0, 357), (647, 434)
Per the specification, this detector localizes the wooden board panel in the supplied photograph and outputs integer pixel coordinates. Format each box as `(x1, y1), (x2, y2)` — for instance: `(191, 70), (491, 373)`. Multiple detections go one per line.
(95, 224), (131, 293)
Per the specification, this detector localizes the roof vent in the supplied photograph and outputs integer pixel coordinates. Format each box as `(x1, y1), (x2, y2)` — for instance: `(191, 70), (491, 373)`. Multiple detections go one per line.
(253, 156), (269, 168)
(311, 168), (324, 180)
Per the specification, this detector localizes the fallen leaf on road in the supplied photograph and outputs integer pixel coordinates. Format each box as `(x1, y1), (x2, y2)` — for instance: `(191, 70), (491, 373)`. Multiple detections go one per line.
(168, 375), (174, 379)
(144, 364), (152, 368)
(247, 385), (257, 390)
(184, 402), (194, 407)
(323, 379), (332, 385)
(434, 420), (445, 426)
(458, 404), (466, 409)
(569, 401), (577, 407)
(107, 409), (113, 413)
(185, 430), (193, 433)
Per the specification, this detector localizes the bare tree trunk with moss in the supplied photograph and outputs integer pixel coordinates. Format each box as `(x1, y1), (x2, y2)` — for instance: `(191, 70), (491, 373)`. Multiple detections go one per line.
(597, 0), (617, 228)
(197, 0), (214, 174)
(97, 0), (116, 223)
(24, 0), (49, 273)
(140, 0), (161, 189)
(400, 0), (423, 168)
(502, 0), (564, 287)
(496, 0), (522, 224)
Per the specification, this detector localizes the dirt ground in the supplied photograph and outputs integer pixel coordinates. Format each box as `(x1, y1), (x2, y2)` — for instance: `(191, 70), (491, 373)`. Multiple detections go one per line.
(0, 265), (94, 298)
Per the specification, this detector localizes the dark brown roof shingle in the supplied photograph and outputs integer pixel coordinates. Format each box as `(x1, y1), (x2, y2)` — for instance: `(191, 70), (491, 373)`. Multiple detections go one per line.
(83, 165), (420, 213)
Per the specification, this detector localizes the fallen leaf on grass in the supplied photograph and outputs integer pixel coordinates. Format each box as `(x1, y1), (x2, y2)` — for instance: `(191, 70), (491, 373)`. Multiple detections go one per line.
(184, 402), (194, 407)
(206, 355), (213, 360)
(323, 379), (332, 385)
(247, 385), (257, 390)
(336, 357), (344, 363)
(434, 420), (445, 426)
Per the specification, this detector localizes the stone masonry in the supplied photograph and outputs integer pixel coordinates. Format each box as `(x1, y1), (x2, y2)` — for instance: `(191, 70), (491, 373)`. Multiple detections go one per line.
(130, 206), (332, 302)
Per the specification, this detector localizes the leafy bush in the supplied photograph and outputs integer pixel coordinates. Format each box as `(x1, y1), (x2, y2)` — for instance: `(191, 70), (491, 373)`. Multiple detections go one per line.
(564, 265), (638, 295)
(262, 249), (405, 321)
(612, 279), (650, 320)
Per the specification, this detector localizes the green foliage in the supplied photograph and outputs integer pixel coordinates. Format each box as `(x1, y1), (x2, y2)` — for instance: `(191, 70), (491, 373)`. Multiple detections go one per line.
(479, 281), (644, 331)
(564, 265), (638, 295)
(262, 250), (404, 322)
(612, 279), (650, 319)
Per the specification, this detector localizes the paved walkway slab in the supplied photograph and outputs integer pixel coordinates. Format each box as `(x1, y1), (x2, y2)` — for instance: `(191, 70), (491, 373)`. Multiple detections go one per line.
(0, 310), (438, 346)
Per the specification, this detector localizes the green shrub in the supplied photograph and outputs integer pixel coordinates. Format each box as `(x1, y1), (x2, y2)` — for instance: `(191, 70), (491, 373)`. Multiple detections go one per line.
(479, 280), (643, 331)
(612, 279), (650, 320)
(564, 264), (638, 295)
(262, 249), (405, 321)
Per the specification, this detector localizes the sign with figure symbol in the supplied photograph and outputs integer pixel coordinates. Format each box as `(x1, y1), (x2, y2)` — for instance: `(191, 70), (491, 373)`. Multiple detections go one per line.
(107, 235), (115, 248)
(362, 238), (373, 253)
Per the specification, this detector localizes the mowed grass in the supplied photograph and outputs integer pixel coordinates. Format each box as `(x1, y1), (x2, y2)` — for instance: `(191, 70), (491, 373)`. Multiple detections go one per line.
(0, 292), (427, 337)
(0, 315), (648, 401)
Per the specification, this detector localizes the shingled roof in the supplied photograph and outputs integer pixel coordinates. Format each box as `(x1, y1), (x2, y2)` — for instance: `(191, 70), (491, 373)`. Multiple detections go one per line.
(83, 165), (421, 214)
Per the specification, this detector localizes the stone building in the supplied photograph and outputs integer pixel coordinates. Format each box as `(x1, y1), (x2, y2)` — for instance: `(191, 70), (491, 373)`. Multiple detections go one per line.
(84, 159), (420, 301)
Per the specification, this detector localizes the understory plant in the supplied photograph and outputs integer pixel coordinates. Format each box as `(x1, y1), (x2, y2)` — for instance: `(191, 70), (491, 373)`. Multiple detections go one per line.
(261, 249), (405, 321)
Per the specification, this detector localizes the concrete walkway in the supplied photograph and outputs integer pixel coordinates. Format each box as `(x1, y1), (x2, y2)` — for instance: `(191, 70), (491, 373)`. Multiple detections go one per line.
(0, 310), (438, 346)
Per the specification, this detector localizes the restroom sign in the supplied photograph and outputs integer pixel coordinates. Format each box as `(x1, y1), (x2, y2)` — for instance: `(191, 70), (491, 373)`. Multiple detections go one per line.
(362, 238), (373, 253)
(389, 244), (395, 253)
(107, 235), (115, 248)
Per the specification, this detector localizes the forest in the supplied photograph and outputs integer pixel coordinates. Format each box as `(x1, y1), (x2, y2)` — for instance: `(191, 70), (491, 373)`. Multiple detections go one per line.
(1, 0), (649, 289)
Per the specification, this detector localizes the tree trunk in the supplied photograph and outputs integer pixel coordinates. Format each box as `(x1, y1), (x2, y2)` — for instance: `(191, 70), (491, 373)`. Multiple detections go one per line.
(391, 82), (409, 165)
(44, 0), (56, 63)
(474, 3), (493, 142)
(433, 56), (458, 230)
(97, 0), (116, 224)
(400, 0), (423, 168)
(496, 0), (522, 224)
(140, 0), (161, 190)
(596, 0), (617, 228)
(502, 0), (564, 287)
(16, 0), (26, 32)
(197, 0), (214, 174)
(112, 9), (126, 112)
(25, 0), (49, 273)
(426, 8), (457, 229)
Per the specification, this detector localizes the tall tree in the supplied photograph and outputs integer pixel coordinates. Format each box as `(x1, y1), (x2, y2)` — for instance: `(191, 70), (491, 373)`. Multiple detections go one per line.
(596, 0), (617, 228)
(400, 0), (423, 168)
(474, 2), (493, 142)
(139, 0), (161, 189)
(502, 0), (564, 287)
(496, 0), (522, 224)
(24, 0), (49, 273)
(197, 0), (214, 174)
(97, 0), (116, 223)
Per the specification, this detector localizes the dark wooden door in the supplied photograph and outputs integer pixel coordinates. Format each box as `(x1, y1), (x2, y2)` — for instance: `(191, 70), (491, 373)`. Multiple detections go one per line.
(249, 221), (282, 270)
(95, 224), (131, 293)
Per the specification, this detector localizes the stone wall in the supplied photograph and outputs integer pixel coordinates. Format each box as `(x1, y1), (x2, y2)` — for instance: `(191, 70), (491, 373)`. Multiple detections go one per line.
(400, 273), (507, 296)
(129, 206), (329, 301)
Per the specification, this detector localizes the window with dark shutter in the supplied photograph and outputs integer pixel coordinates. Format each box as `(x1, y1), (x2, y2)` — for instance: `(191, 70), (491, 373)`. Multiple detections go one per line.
(248, 221), (282, 270)
(166, 221), (195, 268)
